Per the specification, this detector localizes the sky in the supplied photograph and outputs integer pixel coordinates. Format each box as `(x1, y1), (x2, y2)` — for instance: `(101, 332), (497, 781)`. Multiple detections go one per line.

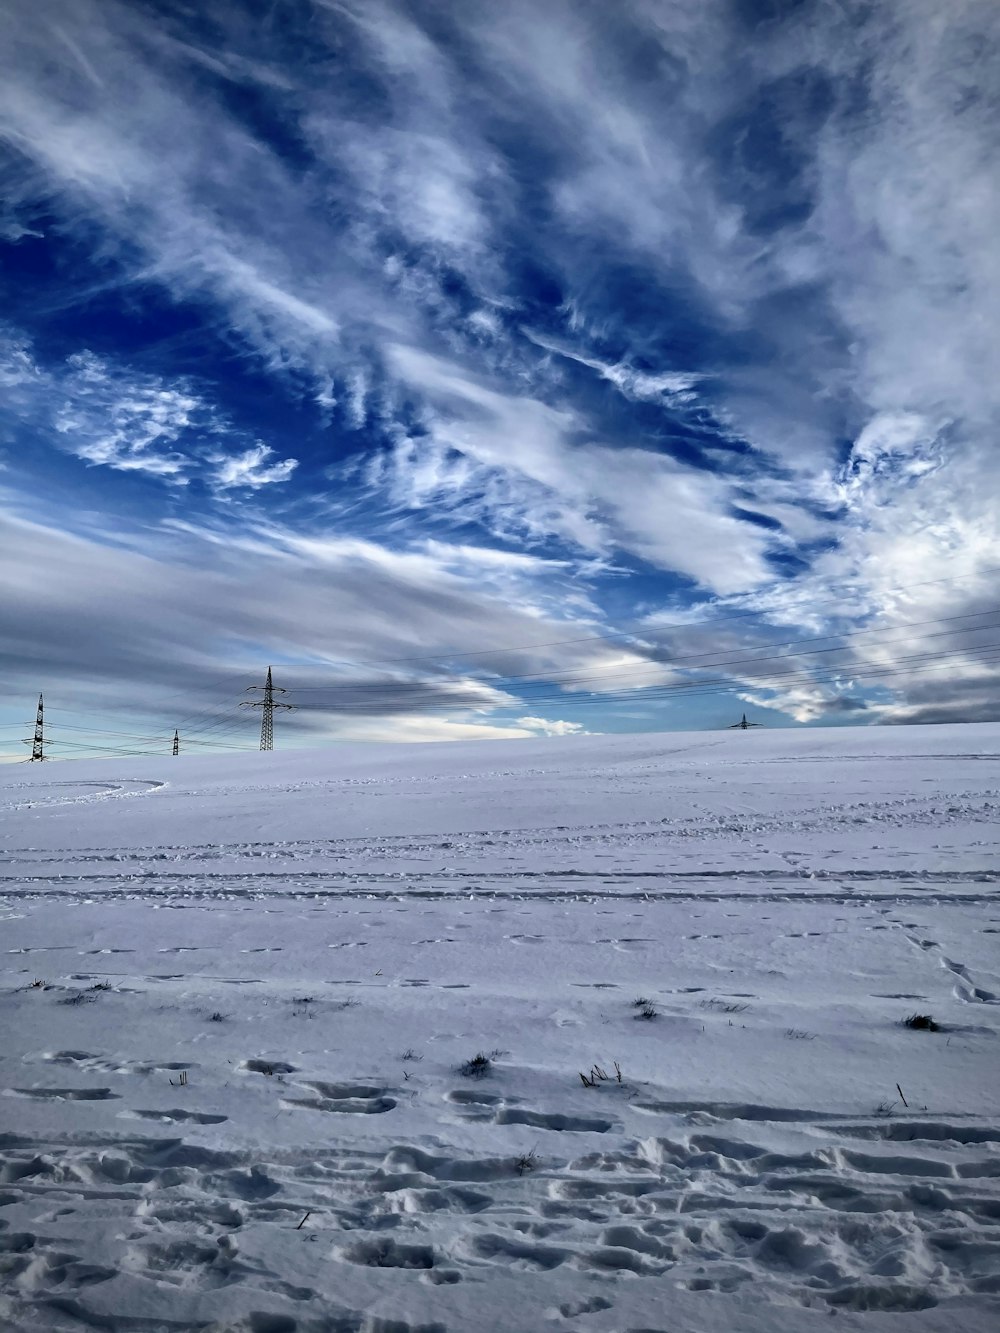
(1, 0), (999, 758)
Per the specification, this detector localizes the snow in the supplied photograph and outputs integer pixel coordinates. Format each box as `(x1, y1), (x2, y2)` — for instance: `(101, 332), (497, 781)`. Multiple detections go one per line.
(1, 722), (999, 1333)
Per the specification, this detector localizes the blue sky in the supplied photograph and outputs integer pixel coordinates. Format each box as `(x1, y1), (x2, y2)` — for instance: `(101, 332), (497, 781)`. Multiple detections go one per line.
(1, 0), (999, 755)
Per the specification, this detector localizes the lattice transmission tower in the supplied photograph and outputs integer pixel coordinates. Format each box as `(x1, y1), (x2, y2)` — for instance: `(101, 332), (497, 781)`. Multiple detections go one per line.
(241, 666), (293, 750)
(25, 694), (45, 762)
(172, 730), (179, 756)
(728, 713), (762, 730)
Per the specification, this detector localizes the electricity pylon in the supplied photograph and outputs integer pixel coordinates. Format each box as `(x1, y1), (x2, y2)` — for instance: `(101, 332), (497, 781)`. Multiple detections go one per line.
(172, 730), (179, 756)
(728, 713), (762, 730)
(25, 694), (45, 761)
(241, 666), (293, 751)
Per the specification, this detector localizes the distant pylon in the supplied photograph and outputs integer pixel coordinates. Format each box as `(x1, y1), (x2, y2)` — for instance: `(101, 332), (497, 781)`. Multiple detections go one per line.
(728, 712), (762, 730)
(172, 730), (179, 756)
(241, 666), (293, 751)
(27, 693), (45, 761)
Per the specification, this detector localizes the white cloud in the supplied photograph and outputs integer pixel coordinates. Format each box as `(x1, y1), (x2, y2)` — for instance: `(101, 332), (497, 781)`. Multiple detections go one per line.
(690, 426), (1000, 722)
(55, 353), (201, 480)
(1, 328), (298, 490)
(0, 0), (347, 388)
(0, 329), (40, 391)
(836, 411), (944, 500)
(524, 330), (704, 405)
(516, 715), (589, 736)
(211, 445), (298, 490)
(324, 715), (550, 744)
(380, 343), (778, 596)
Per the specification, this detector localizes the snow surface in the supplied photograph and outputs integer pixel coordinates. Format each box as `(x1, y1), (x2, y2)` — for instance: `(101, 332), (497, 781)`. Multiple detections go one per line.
(1, 722), (999, 1333)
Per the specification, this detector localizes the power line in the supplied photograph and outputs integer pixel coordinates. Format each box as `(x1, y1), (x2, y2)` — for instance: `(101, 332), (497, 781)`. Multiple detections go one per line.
(5, 566), (997, 759)
(1, 642), (996, 764)
(5, 720), (253, 748)
(282, 605), (1000, 697)
(272, 624), (1000, 713)
(288, 640), (1000, 716)
(269, 564), (1000, 672)
(2, 643), (996, 763)
(38, 673), (258, 739)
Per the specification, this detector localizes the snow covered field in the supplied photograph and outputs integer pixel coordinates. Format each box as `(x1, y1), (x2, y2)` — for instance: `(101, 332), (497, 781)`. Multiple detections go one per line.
(1, 723), (999, 1333)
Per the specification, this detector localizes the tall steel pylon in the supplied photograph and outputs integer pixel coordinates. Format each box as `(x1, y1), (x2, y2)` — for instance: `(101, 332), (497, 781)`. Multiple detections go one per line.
(241, 666), (293, 751)
(26, 694), (45, 761)
(172, 730), (179, 756)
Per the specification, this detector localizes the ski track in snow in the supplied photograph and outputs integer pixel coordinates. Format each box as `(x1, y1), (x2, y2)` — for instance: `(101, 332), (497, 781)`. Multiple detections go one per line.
(0, 726), (999, 1332)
